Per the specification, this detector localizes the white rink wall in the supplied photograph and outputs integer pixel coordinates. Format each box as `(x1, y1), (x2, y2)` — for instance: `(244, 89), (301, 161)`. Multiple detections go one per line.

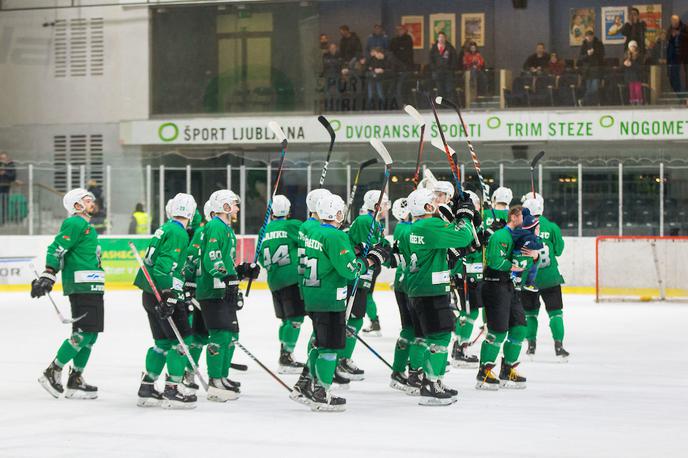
(0, 235), (596, 289)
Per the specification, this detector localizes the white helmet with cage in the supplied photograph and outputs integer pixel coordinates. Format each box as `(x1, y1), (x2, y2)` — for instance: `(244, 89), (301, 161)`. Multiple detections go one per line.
(306, 188), (332, 214)
(433, 180), (455, 201)
(62, 188), (95, 215)
(168, 193), (197, 220)
(391, 198), (410, 221)
(362, 190), (390, 212)
(408, 188), (437, 217)
(271, 194), (291, 218)
(491, 186), (513, 206)
(316, 193), (346, 223)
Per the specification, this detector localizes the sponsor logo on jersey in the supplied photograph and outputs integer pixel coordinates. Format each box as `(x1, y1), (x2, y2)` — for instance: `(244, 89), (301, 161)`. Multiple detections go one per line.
(339, 249), (349, 255)
(62, 235), (71, 240)
(409, 234), (425, 244)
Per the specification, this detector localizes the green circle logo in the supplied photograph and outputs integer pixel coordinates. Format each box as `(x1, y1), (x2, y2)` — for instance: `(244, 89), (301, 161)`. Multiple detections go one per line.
(486, 116), (501, 129)
(158, 122), (179, 142)
(329, 119), (342, 132)
(599, 115), (614, 128)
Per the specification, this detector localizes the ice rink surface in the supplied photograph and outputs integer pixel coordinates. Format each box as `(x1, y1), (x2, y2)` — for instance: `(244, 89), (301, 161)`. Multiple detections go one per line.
(1, 290), (685, 458)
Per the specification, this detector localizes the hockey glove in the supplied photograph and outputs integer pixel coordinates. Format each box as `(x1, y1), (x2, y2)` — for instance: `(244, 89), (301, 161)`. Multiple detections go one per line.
(30, 269), (56, 298)
(389, 242), (400, 268)
(486, 219), (506, 239)
(224, 275), (245, 310)
(438, 203), (454, 223)
(366, 244), (392, 269)
(156, 289), (179, 320)
(454, 199), (475, 222)
(472, 208), (483, 229)
(236, 262), (260, 281)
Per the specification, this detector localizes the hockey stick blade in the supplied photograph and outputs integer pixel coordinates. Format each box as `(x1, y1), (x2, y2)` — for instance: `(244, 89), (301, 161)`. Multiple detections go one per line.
(530, 151), (545, 169)
(360, 158), (378, 170)
(268, 121), (287, 143)
(369, 139), (393, 165)
(430, 138), (456, 156)
(317, 115), (336, 145)
(403, 105), (426, 126)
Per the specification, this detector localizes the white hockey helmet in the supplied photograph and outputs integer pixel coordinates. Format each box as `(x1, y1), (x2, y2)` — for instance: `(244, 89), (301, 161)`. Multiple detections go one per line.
(521, 191), (544, 212)
(168, 193), (197, 220)
(203, 200), (214, 222)
(391, 198), (410, 221)
(211, 190), (240, 214)
(408, 188), (437, 217)
(522, 198), (543, 217)
(362, 190), (390, 212)
(306, 188), (332, 214)
(316, 193), (346, 223)
(271, 194), (291, 218)
(164, 199), (173, 219)
(62, 188), (95, 214)
(433, 180), (455, 201)
(465, 190), (481, 210)
(492, 186), (513, 205)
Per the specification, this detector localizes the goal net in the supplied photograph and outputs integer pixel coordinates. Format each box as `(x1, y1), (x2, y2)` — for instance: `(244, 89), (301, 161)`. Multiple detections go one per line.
(596, 236), (688, 302)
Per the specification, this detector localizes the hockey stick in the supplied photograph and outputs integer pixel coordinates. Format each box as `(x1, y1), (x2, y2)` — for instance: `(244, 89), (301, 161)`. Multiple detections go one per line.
(128, 241), (209, 391)
(345, 139), (393, 321)
(428, 97), (464, 199)
(30, 267), (87, 324)
(343, 158), (378, 224)
(403, 105), (426, 187)
(435, 96), (496, 221)
(317, 115), (336, 188)
(246, 122), (288, 297)
(530, 150), (545, 197)
(234, 341), (293, 393)
(348, 330), (394, 371)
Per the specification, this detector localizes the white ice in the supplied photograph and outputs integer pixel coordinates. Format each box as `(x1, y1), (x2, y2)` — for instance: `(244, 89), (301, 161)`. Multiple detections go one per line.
(0, 290), (685, 457)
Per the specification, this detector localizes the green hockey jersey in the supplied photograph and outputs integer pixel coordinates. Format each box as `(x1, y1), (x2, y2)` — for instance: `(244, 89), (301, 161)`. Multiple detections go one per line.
(347, 212), (389, 290)
(534, 215), (565, 289)
(392, 221), (412, 292)
(183, 225), (204, 283)
(45, 215), (104, 296)
(482, 208), (508, 229)
(298, 218), (321, 281)
(196, 217), (237, 301)
(406, 217), (474, 298)
(258, 218), (302, 291)
(453, 249), (484, 282)
(301, 223), (366, 312)
(134, 219), (188, 294)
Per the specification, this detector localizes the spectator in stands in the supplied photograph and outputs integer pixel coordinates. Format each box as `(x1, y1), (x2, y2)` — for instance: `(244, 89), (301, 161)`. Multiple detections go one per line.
(523, 43), (550, 75)
(90, 201), (107, 234)
(547, 51), (565, 76)
(578, 30), (605, 106)
(87, 179), (104, 210)
(7, 180), (27, 223)
(646, 30), (666, 65)
(389, 25), (414, 106)
(462, 41), (486, 95)
(622, 7), (646, 53)
(129, 203), (150, 235)
(339, 25), (363, 65)
(365, 24), (389, 56)
(319, 33), (330, 53)
(0, 151), (17, 224)
(429, 31), (458, 99)
(666, 15), (688, 93)
(322, 43), (342, 110)
(367, 47), (399, 109)
(624, 40), (644, 104)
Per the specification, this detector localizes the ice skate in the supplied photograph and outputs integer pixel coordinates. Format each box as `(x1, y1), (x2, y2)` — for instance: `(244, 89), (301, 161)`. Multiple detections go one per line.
(207, 377), (239, 402)
(336, 358), (365, 381)
(451, 341), (479, 368)
(475, 364), (500, 391)
(418, 378), (456, 406)
(554, 341), (569, 362)
(182, 369), (199, 393)
(362, 318), (381, 337)
(278, 346), (305, 374)
(437, 379), (458, 399)
(499, 360), (527, 389)
(290, 369), (313, 406)
(331, 370), (351, 391)
(65, 368), (98, 400)
(161, 382), (197, 409)
(38, 362), (63, 399)
(308, 383), (346, 412)
(526, 340), (536, 360)
(137, 373), (163, 407)
(389, 371), (410, 393)
(405, 368), (423, 396)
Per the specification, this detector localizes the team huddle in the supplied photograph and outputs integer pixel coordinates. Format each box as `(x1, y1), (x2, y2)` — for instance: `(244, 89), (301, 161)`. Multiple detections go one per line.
(29, 173), (568, 411)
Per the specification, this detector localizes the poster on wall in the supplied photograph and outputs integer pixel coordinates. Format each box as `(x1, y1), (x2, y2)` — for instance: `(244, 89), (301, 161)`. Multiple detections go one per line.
(601, 6), (627, 44)
(570, 7), (595, 46)
(461, 13), (485, 47)
(633, 4), (662, 49)
(429, 13), (456, 46)
(401, 15), (424, 49)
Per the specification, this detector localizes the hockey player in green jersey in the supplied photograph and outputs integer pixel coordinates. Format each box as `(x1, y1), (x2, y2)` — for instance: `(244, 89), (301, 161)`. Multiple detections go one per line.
(477, 206), (540, 391)
(337, 189), (390, 381)
(197, 189), (260, 402)
(257, 194), (307, 373)
(484, 186), (512, 227)
(405, 187), (478, 406)
(134, 193), (198, 409)
(300, 193), (389, 411)
(521, 194), (569, 361)
(450, 190), (484, 368)
(31, 188), (104, 399)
